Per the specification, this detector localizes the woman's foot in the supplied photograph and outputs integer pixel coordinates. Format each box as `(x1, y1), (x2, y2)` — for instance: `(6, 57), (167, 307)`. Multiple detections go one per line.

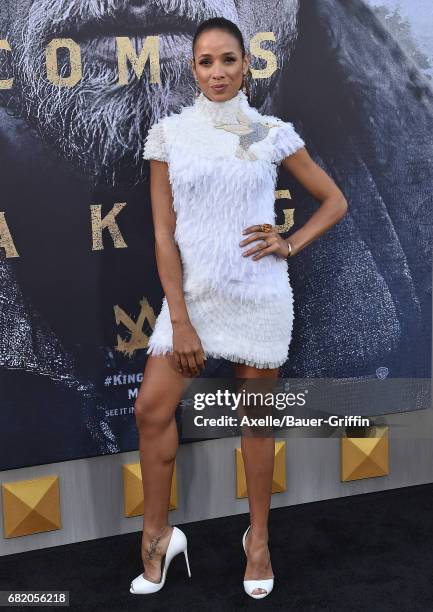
(140, 524), (174, 584)
(243, 527), (274, 596)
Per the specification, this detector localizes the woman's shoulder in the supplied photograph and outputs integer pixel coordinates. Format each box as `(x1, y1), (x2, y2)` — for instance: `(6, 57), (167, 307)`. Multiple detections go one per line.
(142, 105), (194, 161)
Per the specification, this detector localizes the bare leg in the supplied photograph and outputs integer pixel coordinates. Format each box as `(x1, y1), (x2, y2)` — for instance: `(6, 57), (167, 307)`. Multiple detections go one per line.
(134, 353), (194, 583)
(235, 362), (278, 596)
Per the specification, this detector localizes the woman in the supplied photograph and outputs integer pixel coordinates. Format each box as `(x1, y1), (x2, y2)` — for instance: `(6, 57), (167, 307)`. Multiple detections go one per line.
(130, 17), (347, 600)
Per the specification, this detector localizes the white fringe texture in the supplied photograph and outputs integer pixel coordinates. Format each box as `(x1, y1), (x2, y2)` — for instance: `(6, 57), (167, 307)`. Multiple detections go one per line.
(142, 91), (302, 366)
(141, 97), (304, 306)
(146, 289), (295, 370)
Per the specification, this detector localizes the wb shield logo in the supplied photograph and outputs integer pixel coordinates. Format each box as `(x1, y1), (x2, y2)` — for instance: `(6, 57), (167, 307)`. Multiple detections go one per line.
(376, 366), (389, 379)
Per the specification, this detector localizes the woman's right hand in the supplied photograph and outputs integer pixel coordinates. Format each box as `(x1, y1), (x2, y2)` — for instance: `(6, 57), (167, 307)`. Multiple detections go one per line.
(172, 320), (207, 377)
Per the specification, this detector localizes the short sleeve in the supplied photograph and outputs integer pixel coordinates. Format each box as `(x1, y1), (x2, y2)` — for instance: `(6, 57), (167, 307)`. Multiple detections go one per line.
(143, 119), (167, 162)
(270, 121), (305, 165)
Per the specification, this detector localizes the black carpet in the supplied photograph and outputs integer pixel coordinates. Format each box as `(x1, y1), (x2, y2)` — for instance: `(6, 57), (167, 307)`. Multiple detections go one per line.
(2, 483), (433, 611)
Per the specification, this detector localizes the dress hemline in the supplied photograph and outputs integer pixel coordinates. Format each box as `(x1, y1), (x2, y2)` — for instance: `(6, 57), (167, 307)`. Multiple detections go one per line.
(146, 344), (288, 370)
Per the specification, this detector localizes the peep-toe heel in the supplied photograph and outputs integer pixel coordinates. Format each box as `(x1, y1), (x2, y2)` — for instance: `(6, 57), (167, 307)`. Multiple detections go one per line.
(130, 526), (191, 594)
(242, 525), (274, 599)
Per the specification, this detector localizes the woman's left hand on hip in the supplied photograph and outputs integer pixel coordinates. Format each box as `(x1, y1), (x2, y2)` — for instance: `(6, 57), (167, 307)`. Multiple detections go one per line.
(239, 225), (290, 260)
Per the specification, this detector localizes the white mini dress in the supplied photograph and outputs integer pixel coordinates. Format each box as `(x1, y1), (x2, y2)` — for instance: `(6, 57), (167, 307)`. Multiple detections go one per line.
(142, 89), (305, 369)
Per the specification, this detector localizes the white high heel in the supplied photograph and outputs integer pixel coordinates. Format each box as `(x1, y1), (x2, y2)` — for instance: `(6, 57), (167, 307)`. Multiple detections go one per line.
(130, 525), (191, 594)
(242, 525), (274, 599)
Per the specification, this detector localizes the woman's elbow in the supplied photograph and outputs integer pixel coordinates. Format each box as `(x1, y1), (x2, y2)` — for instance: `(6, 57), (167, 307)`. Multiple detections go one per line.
(335, 192), (348, 221)
(340, 196), (349, 218)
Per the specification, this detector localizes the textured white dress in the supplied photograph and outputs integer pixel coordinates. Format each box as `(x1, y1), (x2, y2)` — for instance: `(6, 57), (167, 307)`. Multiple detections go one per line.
(142, 89), (305, 369)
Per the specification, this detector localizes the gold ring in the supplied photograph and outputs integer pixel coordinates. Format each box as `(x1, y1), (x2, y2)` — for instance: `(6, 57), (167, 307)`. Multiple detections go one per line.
(260, 223), (273, 233)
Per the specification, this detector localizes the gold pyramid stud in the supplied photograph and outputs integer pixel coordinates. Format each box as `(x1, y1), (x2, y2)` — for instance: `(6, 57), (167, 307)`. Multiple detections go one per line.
(341, 425), (389, 482)
(2, 475), (61, 538)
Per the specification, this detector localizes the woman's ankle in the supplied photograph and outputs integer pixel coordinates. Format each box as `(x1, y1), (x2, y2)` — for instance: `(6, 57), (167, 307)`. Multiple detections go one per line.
(143, 523), (171, 538)
(249, 524), (269, 540)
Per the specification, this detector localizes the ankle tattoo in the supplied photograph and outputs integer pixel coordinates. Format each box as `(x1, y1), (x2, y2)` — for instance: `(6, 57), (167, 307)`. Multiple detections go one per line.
(144, 525), (170, 561)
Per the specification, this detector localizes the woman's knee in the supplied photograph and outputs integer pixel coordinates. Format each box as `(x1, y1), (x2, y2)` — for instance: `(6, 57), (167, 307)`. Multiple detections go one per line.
(133, 391), (171, 432)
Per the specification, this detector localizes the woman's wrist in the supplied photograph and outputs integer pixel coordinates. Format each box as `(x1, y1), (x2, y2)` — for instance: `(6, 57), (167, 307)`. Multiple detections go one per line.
(171, 316), (191, 326)
(165, 294), (190, 326)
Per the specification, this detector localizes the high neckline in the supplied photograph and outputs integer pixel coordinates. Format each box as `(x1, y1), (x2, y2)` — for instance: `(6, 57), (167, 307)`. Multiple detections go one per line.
(194, 89), (248, 124)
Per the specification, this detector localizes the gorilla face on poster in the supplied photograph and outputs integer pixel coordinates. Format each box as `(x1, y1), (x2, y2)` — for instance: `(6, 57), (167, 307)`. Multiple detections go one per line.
(0, 0), (432, 470)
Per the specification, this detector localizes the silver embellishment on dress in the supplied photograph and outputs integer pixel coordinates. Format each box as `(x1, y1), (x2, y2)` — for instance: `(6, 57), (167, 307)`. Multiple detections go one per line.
(213, 108), (279, 160)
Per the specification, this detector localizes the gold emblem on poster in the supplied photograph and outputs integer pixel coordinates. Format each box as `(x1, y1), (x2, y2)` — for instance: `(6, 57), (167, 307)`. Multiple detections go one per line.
(114, 297), (157, 356)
